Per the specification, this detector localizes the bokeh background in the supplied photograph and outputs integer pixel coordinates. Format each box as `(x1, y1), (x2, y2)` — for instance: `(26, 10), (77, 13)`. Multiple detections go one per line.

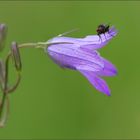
(0, 1), (139, 139)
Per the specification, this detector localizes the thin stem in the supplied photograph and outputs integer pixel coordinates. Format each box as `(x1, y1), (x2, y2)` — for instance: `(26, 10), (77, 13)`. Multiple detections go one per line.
(0, 94), (9, 127)
(18, 42), (47, 49)
(3, 42), (44, 93)
(18, 43), (38, 48)
(5, 52), (11, 90)
(0, 93), (6, 118)
(6, 72), (21, 93)
(0, 51), (11, 120)
(0, 41), (47, 126)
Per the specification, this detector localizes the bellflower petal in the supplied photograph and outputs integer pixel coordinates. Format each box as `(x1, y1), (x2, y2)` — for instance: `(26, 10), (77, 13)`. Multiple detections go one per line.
(80, 26), (118, 50)
(79, 70), (110, 96)
(47, 37), (82, 45)
(95, 58), (118, 77)
(47, 26), (117, 51)
(47, 44), (104, 71)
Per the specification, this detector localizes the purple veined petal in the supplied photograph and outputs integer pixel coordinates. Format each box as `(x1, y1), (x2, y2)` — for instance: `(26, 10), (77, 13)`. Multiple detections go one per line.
(47, 26), (117, 51)
(48, 51), (102, 71)
(47, 37), (101, 52)
(100, 26), (118, 41)
(47, 36), (100, 50)
(79, 70), (111, 96)
(47, 37), (82, 46)
(95, 58), (118, 77)
(47, 26), (117, 45)
(80, 40), (109, 51)
(47, 44), (104, 71)
(80, 26), (118, 50)
(48, 36), (107, 49)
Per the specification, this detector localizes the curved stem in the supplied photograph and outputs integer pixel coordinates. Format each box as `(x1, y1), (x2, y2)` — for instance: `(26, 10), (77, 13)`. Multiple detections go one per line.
(6, 72), (21, 93)
(0, 41), (47, 127)
(5, 52), (11, 90)
(3, 41), (44, 94)
(0, 51), (11, 120)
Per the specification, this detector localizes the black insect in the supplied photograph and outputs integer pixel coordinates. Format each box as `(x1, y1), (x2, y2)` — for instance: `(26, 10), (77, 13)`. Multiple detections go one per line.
(96, 24), (112, 41)
(96, 24), (110, 36)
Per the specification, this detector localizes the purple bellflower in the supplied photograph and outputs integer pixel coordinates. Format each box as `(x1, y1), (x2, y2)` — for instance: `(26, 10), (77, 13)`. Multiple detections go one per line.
(46, 26), (118, 96)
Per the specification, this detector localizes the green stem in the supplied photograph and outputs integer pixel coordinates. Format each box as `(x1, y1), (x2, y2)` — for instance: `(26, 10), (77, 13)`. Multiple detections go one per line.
(0, 41), (47, 126)
(0, 93), (9, 127)
(19, 43), (38, 48)
(0, 93), (7, 119)
(6, 72), (21, 93)
(0, 49), (11, 123)
(5, 52), (11, 90)
(18, 42), (47, 49)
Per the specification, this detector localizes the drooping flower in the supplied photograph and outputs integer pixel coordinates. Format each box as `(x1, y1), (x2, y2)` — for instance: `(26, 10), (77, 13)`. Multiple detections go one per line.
(45, 26), (118, 96)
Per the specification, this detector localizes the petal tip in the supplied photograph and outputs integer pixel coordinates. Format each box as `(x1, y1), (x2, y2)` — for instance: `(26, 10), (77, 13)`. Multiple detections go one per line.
(112, 67), (118, 76)
(103, 88), (111, 96)
(109, 26), (118, 36)
(106, 92), (111, 96)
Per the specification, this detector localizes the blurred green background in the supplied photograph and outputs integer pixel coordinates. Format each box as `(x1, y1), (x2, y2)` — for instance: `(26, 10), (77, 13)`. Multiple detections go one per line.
(0, 1), (139, 139)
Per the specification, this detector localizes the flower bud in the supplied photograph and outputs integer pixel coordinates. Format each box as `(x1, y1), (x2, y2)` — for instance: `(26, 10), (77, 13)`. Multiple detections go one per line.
(11, 42), (22, 71)
(0, 24), (7, 51)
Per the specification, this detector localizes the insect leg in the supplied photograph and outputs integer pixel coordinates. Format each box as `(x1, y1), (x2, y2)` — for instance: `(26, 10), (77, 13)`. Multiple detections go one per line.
(98, 34), (102, 42)
(108, 31), (114, 38)
(104, 33), (107, 40)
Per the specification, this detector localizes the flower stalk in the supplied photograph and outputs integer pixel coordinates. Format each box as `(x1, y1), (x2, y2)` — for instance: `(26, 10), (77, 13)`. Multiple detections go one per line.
(0, 41), (46, 127)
